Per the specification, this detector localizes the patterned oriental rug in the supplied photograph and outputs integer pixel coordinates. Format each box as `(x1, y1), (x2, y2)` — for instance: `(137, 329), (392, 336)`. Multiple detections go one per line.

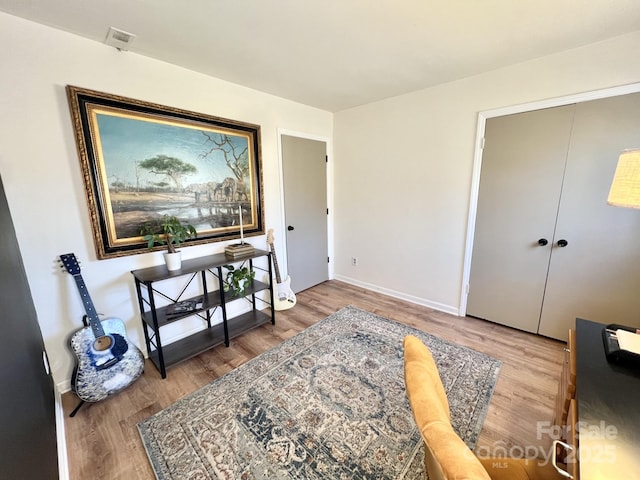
(138, 306), (501, 479)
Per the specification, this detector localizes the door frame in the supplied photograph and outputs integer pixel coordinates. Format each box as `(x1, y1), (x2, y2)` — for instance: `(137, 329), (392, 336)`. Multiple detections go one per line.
(460, 81), (640, 315)
(276, 129), (334, 281)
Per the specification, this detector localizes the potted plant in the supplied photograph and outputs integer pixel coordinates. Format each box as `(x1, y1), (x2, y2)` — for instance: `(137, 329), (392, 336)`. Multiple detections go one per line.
(223, 264), (255, 297)
(140, 215), (197, 270)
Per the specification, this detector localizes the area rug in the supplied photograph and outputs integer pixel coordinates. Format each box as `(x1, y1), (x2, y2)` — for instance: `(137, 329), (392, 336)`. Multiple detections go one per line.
(138, 306), (501, 479)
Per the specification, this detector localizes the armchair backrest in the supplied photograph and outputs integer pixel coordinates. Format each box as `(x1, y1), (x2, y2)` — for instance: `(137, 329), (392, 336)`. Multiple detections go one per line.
(403, 335), (491, 480)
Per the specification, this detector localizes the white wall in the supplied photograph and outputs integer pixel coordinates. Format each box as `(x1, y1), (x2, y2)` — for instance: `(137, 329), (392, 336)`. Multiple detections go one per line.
(0, 12), (333, 390)
(333, 31), (640, 314)
(5, 10), (640, 390)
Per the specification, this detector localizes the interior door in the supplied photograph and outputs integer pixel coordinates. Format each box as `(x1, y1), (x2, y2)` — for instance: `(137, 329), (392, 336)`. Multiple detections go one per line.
(281, 135), (328, 293)
(467, 105), (576, 333)
(0, 176), (58, 479)
(538, 93), (640, 339)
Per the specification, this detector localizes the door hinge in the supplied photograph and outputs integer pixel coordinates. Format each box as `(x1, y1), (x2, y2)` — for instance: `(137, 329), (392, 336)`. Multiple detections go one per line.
(327, 256), (330, 263)
(326, 155), (328, 163)
(327, 208), (329, 215)
(480, 137), (485, 149)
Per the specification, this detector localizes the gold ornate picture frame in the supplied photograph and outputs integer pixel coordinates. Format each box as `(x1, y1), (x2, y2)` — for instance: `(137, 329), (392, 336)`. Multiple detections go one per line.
(66, 86), (264, 259)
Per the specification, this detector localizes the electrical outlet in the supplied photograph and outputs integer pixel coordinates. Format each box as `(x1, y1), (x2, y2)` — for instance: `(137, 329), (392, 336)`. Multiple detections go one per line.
(351, 257), (358, 266)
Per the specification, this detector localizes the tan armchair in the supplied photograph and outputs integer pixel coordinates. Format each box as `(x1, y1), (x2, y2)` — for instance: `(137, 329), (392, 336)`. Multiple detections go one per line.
(403, 335), (563, 480)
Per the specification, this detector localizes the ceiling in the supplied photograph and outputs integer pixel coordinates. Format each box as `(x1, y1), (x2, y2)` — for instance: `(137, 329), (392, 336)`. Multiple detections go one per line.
(2, 0), (640, 112)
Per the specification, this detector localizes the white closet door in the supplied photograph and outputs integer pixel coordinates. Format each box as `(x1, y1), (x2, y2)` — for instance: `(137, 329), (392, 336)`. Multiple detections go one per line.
(467, 105), (576, 333)
(538, 93), (640, 339)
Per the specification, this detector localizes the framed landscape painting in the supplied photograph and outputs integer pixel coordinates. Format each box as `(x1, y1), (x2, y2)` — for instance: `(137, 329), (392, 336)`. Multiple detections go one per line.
(66, 86), (264, 259)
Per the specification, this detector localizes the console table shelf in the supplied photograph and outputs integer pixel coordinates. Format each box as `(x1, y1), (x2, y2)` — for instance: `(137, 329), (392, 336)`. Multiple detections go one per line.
(139, 289), (223, 327)
(131, 249), (274, 378)
(227, 309), (272, 339)
(147, 323), (227, 372)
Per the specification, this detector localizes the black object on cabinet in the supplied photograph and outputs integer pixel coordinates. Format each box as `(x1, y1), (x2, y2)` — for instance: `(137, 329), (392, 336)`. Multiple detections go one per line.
(0, 176), (58, 479)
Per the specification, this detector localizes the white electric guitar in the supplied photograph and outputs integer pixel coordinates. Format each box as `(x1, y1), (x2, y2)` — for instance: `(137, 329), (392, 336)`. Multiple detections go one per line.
(267, 229), (296, 310)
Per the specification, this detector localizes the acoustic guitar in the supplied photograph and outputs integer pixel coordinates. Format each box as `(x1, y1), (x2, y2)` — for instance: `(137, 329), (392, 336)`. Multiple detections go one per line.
(59, 253), (144, 403)
(266, 229), (297, 310)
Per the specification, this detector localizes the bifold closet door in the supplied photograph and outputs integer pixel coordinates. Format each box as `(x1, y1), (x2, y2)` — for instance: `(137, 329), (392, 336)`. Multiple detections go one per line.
(537, 93), (640, 339)
(467, 105), (576, 333)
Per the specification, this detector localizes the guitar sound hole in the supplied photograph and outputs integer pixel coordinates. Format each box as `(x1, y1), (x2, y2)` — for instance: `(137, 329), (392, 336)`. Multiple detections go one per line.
(93, 335), (114, 351)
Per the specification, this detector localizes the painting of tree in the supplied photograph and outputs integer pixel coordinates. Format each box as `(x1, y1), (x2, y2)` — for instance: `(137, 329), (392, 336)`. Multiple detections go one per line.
(138, 155), (198, 190)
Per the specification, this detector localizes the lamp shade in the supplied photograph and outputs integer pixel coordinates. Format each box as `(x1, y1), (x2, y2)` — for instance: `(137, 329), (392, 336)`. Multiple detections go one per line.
(608, 149), (640, 209)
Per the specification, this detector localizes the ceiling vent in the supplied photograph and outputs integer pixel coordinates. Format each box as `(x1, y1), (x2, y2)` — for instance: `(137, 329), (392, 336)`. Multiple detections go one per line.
(104, 26), (136, 51)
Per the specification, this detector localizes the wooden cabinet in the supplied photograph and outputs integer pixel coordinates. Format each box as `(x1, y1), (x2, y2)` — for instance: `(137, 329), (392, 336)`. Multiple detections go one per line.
(566, 399), (579, 480)
(554, 328), (577, 429)
(131, 249), (274, 378)
(554, 328), (578, 477)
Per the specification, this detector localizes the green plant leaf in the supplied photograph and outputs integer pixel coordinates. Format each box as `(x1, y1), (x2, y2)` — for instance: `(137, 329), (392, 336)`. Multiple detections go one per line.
(140, 215), (197, 253)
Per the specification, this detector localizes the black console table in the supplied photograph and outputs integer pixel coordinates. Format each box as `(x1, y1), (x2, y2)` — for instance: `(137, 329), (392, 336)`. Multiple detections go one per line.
(575, 318), (640, 479)
(131, 249), (274, 378)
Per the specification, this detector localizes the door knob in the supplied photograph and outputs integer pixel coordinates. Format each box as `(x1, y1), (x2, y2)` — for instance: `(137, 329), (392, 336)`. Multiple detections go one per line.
(287, 226), (294, 231)
(557, 239), (568, 247)
(538, 238), (548, 246)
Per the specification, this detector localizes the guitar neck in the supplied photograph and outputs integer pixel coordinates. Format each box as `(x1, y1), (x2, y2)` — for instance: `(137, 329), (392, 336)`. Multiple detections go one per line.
(72, 275), (106, 337)
(269, 244), (283, 284)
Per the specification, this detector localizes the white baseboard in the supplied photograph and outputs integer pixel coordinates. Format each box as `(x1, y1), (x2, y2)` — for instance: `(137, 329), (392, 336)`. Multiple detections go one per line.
(55, 386), (70, 480)
(57, 378), (72, 394)
(333, 275), (460, 316)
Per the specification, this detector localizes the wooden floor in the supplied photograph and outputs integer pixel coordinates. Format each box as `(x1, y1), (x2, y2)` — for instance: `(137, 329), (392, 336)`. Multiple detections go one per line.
(62, 280), (565, 479)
